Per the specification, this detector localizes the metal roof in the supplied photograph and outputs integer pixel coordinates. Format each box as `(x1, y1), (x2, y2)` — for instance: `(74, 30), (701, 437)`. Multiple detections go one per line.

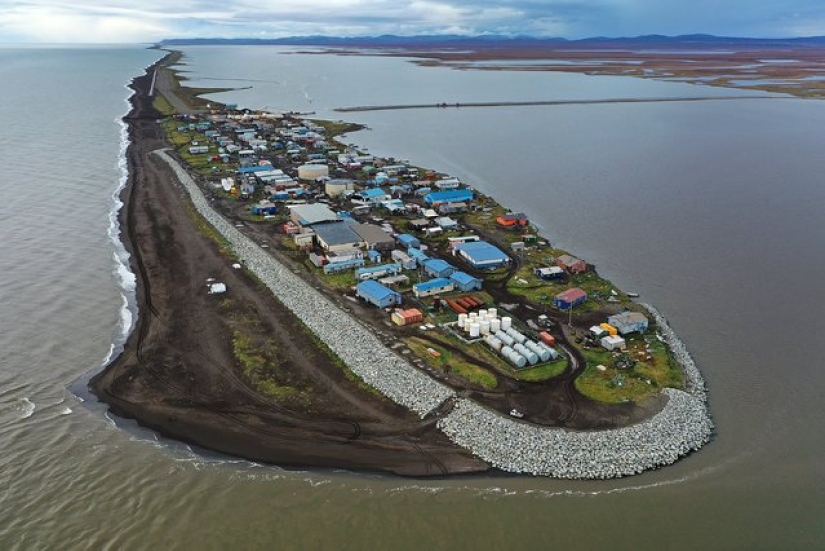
(313, 222), (362, 247)
(454, 241), (509, 264)
(356, 280), (399, 300)
(289, 203), (339, 226)
(413, 278), (453, 292)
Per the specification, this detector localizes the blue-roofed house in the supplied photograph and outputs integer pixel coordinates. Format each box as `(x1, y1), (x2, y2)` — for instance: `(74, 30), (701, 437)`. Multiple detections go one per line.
(449, 271), (483, 292)
(407, 247), (430, 263)
(423, 258), (456, 279)
(423, 189), (475, 205)
(356, 280), (402, 308)
(396, 234), (420, 249)
(453, 241), (510, 270)
(353, 187), (390, 204)
(413, 278), (455, 298)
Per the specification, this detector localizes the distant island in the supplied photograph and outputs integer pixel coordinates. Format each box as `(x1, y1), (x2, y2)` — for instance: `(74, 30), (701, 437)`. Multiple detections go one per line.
(158, 34), (825, 99)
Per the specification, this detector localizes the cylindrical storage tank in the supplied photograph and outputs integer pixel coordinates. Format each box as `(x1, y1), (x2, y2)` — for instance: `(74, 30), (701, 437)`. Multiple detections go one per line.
(515, 344), (539, 365)
(501, 317), (512, 331)
(469, 323), (480, 338)
(495, 331), (515, 347)
(480, 320), (491, 335)
(478, 309), (488, 318)
(469, 312), (478, 321)
(490, 318), (502, 333)
(324, 178), (354, 198)
(484, 335), (503, 351)
(487, 308), (497, 319)
(457, 313), (468, 329)
(539, 344), (560, 360)
(507, 328), (527, 344)
(297, 164), (329, 180)
(506, 350), (527, 368)
(527, 341), (551, 362)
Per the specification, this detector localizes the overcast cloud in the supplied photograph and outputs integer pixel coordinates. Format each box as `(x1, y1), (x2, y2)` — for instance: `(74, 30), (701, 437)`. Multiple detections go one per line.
(2, 0), (825, 43)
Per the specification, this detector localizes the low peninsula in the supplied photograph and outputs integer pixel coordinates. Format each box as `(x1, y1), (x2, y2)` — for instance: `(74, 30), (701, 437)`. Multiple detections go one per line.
(91, 49), (712, 478)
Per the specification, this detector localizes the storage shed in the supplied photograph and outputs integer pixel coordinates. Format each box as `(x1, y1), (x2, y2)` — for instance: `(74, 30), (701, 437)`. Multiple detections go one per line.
(553, 288), (588, 310)
(413, 278), (455, 298)
(449, 271), (483, 292)
(356, 280), (402, 308)
(601, 335), (627, 351)
(607, 312), (649, 335)
(453, 241), (510, 270)
(355, 263), (402, 281)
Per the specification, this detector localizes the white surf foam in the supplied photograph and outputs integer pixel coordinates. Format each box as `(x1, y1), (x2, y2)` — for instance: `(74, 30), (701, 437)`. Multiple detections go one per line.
(19, 398), (35, 419)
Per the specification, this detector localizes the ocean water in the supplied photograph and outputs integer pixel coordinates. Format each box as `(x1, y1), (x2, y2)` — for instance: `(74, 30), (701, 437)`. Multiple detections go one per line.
(1, 44), (823, 549)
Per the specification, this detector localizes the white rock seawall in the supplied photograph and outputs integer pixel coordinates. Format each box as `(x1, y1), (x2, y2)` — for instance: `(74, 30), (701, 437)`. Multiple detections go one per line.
(155, 149), (713, 478)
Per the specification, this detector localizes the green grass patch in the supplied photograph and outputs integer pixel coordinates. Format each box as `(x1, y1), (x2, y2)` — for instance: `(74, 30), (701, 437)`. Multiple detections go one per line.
(406, 337), (498, 389)
(574, 333), (683, 403)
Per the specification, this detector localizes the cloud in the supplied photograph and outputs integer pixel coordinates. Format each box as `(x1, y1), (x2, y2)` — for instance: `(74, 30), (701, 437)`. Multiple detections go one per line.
(1, 0), (825, 43)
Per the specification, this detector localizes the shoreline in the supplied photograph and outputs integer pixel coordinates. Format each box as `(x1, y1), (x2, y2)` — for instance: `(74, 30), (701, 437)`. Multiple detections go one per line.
(91, 50), (712, 479)
(89, 57), (489, 477)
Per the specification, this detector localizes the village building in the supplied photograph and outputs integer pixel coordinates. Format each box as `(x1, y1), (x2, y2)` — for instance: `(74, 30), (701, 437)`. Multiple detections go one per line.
(449, 271), (483, 292)
(607, 312), (650, 335)
(423, 258), (456, 279)
(553, 288), (588, 310)
(413, 278), (455, 298)
(496, 212), (529, 228)
(453, 241), (510, 270)
(352, 223), (395, 252)
(355, 280), (402, 308)
(557, 254), (587, 274)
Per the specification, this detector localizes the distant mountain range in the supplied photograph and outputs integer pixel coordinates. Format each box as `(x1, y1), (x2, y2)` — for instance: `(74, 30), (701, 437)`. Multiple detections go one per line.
(158, 34), (825, 49)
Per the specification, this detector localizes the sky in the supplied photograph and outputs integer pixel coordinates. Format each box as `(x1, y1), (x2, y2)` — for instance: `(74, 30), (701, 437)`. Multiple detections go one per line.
(2, 1), (825, 44)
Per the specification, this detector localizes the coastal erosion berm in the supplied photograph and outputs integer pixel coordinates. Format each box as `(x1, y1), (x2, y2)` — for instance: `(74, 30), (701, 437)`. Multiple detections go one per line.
(156, 149), (714, 479)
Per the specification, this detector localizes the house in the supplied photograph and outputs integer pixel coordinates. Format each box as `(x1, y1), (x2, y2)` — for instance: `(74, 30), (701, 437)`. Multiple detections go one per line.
(353, 224), (395, 252)
(607, 312), (649, 335)
(496, 212), (529, 228)
(413, 278), (455, 298)
(601, 335), (627, 351)
(434, 177), (461, 190)
(436, 217), (459, 231)
(449, 271), (483, 292)
(355, 263), (402, 281)
(453, 241), (510, 270)
(438, 202), (469, 215)
(407, 247), (430, 264)
(352, 188), (390, 204)
(323, 257), (365, 274)
(378, 274), (410, 288)
(313, 222), (364, 253)
(424, 189), (475, 205)
(535, 266), (565, 280)
(188, 145), (209, 155)
(356, 280), (402, 308)
(557, 254), (587, 274)
(408, 219), (431, 232)
(553, 288), (588, 310)
(288, 203), (339, 226)
(423, 258), (456, 279)
(391, 250), (417, 270)
(396, 233), (420, 249)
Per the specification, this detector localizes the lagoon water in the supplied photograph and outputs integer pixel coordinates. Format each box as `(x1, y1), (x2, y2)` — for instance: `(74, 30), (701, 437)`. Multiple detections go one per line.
(1, 44), (823, 549)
